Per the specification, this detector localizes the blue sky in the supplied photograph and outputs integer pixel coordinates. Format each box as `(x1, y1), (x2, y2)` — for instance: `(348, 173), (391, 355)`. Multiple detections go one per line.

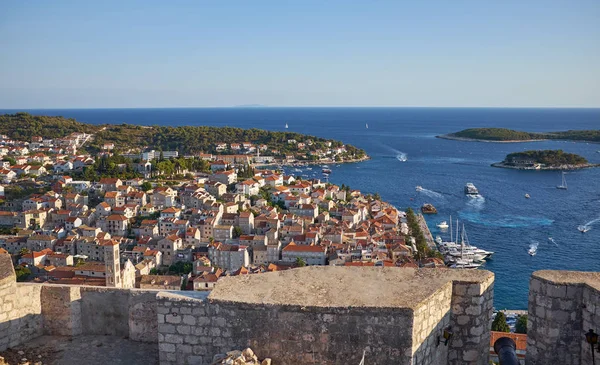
(0, 0), (599, 108)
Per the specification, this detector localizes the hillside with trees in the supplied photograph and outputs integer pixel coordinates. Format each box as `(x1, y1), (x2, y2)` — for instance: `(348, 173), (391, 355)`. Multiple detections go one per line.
(504, 150), (588, 166)
(0, 113), (366, 159)
(0, 112), (99, 139)
(440, 128), (600, 142)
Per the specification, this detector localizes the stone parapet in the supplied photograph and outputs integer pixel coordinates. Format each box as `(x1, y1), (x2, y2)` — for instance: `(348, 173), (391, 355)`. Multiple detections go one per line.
(526, 270), (600, 365)
(157, 267), (495, 365)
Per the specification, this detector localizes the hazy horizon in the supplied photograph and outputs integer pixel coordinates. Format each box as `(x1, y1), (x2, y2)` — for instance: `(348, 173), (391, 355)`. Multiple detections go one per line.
(1, 0), (599, 108)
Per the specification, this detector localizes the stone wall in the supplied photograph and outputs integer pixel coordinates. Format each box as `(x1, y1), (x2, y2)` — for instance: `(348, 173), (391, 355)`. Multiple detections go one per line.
(0, 255), (43, 351)
(448, 278), (495, 365)
(0, 253), (159, 351)
(40, 285), (159, 341)
(156, 267), (495, 365)
(526, 270), (600, 365)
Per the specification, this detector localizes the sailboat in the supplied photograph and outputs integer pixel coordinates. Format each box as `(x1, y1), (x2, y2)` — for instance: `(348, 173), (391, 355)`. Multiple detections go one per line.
(285, 123), (289, 129)
(556, 172), (567, 190)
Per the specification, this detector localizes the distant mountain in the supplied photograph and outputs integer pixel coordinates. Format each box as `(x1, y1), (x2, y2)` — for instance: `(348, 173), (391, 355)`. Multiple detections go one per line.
(233, 104), (267, 108)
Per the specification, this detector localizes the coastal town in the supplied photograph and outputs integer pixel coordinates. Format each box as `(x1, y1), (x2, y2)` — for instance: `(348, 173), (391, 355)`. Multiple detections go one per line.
(0, 127), (442, 292)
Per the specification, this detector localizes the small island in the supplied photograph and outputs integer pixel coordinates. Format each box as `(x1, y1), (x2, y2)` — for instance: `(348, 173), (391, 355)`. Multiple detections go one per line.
(492, 149), (599, 170)
(437, 128), (600, 143)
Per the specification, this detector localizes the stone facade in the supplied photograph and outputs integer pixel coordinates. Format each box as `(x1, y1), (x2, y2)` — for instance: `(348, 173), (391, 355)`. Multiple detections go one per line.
(526, 270), (600, 365)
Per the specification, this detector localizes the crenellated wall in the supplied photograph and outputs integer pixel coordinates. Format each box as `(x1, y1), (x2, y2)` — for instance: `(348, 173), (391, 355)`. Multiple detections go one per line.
(2, 254), (598, 365)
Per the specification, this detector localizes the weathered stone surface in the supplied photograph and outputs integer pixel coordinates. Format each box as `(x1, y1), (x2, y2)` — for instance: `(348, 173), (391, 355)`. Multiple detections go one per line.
(156, 267), (494, 365)
(526, 270), (600, 365)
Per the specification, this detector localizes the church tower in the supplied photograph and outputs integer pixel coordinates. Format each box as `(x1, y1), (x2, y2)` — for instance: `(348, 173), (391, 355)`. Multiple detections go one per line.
(104, 240), (121, 288)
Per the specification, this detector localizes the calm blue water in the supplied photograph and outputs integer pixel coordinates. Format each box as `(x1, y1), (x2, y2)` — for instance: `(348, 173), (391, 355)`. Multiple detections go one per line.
(3, 107), (600, 309)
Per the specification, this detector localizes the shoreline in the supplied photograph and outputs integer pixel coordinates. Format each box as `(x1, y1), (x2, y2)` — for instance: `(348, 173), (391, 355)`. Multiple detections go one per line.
(255, 155), (371, 168)
(491, 162), (600, 170)
(436, 134), (544, 143)
(436, 134), (600, 144)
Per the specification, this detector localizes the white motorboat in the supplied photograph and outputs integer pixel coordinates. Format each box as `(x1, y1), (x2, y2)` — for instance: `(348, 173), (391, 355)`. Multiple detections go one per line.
(525, 194), (530, 199)
(578, 225), (591, 233)
(416, 186), (423, 192)
(366, 123), (369, 129)
(437, 221), (449, 229)
(285, 123), (288, 129)
(528, 247), (537, 256)
(557, 172), (567, 190)
(465, 183), (479, 196)
(435, 236), (443, 244)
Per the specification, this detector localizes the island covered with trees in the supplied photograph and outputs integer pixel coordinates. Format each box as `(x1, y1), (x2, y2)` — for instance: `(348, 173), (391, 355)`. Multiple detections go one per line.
(437, 128), (600, 143)
(0, 112), (367, 161)
(492, 149), (598, 170)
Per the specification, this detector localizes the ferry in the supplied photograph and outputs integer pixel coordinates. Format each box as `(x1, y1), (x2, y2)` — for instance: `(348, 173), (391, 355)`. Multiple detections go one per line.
(464, 183), (479, 196)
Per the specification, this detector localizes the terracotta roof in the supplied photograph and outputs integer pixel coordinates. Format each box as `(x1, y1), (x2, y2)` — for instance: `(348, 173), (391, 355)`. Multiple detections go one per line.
(283, 242), (326, 253)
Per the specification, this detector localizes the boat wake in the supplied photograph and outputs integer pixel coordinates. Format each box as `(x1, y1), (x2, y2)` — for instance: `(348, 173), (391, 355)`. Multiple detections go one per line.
(582, 217), (600, 228)
(417, 188), (444, 199)
(458, 212), (554, 228)
(382, 145), (408, 162)
(465, 195), (485, 210)
(548, 237), (558, 246)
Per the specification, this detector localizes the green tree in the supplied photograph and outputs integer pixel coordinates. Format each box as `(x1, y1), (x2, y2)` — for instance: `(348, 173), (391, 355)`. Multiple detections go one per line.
(515, 315), (527, 334)
(295, 257), (306, 267)
(232, 226), (243, 238)
(150, 268), (159, 275)
(140, 181), (152, 192)
(14, 266), (32, 282)
(18, 248), (31, 256)
(491, 312), (510, 333)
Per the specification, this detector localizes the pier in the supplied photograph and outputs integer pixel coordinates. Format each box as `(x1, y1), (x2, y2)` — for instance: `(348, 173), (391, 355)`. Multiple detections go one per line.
(417, 213), (436, 250)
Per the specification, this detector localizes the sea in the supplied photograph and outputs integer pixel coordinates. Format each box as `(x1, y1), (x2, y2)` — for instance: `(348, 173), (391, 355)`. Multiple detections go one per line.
(3, 107), (600, 310)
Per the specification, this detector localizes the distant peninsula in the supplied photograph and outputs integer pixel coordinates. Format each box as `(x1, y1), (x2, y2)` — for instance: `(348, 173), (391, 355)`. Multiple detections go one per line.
(491, 149), (599, 170)
(437, 128), (600, 143)
(0, 112), (368, 163)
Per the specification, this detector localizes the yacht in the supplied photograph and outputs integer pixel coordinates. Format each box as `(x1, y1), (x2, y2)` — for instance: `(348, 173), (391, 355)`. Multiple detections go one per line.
(450, 259), (482, 269)
(464, 183), (479, 196)
(557, 172), (567, 190)
(528, 246), (537, 256)
(578, 225), (591, 233)
(525, 194), (530, 199)
(366, 123), (369, 129)
(285, 123), (288, 129)
(437, 221), (449, 229)
(416, 186), (423, 192)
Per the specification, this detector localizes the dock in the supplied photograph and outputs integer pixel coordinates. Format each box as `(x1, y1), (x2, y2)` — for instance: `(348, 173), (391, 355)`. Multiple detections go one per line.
(417, 213), (436, 250)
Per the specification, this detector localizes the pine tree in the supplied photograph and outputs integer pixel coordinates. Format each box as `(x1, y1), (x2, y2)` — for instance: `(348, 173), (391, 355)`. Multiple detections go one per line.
(491, 312), (511, 333)
(515, 315), (527, 334)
